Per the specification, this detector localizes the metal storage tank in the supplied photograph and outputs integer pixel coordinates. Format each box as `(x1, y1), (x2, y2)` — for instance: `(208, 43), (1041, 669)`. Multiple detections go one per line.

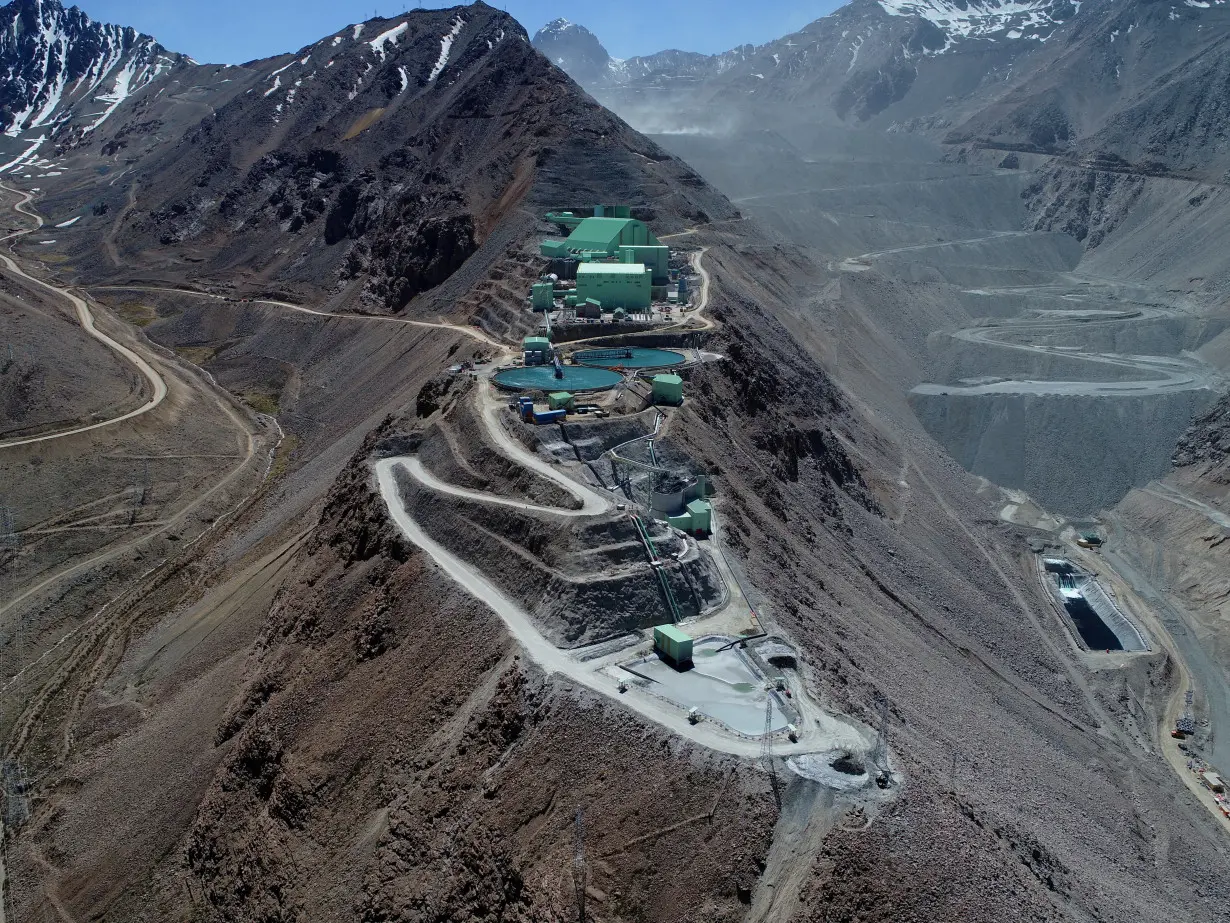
(654, 624), (693, 666)
(652, 373), (684, 406)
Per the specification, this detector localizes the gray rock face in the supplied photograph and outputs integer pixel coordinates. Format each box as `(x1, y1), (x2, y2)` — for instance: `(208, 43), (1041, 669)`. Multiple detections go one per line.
(911, 388), (1221, 515)
(1175, 393), (1230, 472)
(530, 18), (612, 87)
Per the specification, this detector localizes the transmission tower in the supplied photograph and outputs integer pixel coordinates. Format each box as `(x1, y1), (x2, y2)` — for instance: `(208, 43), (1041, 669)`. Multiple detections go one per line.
(573, 808), (586, 923)
(761, 692), (781, 808)
(1177, 688), (1197, 734)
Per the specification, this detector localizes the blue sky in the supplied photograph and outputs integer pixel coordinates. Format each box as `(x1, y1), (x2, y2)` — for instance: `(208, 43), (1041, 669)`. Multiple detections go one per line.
(73, 1), (837, 64)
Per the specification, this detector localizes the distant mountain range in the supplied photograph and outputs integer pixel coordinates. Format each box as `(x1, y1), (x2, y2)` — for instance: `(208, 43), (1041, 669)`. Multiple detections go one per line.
(534, 0), (1230, 179)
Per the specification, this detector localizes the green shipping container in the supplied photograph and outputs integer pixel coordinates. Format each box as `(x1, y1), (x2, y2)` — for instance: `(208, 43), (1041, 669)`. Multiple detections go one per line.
(654, 624), (693, 665)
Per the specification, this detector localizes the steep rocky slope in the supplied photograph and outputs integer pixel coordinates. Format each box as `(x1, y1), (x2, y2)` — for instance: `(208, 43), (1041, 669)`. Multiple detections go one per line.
(3, 3), (1230, 922)
(5, 2), (731, 321)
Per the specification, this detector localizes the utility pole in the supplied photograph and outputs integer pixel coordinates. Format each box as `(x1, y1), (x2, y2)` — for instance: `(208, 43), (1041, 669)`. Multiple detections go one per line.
(573, 808), (586, 923)
(131, 458), (149, 525)
(0, 506), (19, 686)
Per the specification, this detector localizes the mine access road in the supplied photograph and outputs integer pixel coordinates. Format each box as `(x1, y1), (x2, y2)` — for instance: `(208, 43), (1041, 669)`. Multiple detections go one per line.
(375, 387), (872, 766)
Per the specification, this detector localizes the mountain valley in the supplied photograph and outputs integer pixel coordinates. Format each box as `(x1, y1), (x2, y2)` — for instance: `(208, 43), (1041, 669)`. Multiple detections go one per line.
(0, 0), (1225, 920)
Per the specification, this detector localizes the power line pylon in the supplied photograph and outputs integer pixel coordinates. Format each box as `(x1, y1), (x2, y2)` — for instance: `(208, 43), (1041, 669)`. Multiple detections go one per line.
(761, 692), (781, 808)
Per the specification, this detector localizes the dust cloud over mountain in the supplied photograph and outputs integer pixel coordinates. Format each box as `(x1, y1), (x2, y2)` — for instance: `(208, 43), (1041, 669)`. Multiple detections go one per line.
(0, 0), (1225, 921)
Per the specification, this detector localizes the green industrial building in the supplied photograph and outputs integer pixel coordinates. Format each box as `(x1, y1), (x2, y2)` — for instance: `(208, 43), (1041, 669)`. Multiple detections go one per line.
(523, 335), (552, 365)
(652, 373), (684, 406)
(654, 624), (693, 666)
(619, 245), (670, 285)
(669, 499), (712, 536)
(531, 281), (554, 311)
(541, 215), (663, 261)
(576, 263), (652, 310)
(547, 391), (575, 411)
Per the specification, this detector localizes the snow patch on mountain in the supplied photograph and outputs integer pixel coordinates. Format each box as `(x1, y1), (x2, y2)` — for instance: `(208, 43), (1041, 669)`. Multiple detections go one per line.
(0, 135), (45, 173)
(428, 16), (465, 82)
(877, 0), (1076, 43)
(1, 0), (181, 138)
(369, 22), (409, 59)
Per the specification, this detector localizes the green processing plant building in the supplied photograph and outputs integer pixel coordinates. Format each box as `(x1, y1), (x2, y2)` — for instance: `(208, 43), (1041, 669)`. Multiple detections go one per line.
(541, 208), (671, 286)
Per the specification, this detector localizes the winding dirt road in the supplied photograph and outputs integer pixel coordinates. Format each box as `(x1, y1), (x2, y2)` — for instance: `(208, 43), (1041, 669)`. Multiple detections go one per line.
(88, 284), (508, 351)
(0, 183), (168, 450)
(375, 386), (870, 763)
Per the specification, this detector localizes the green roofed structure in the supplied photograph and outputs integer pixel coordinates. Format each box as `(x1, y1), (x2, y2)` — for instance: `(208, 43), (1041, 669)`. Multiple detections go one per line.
(652, 373), (684, 406)
(576, 263), (652, 310)
(531, 281), (555, 311)
(548, 391), (574, 411)
(565, 217), (660, 255)
(523, 335), (552, 365)
(668, 499), (712, 536)
(653, 624), (693, 666)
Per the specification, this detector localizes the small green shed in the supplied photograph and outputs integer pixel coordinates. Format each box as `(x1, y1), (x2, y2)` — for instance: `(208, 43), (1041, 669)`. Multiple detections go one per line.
(654, 624), (693, 666)
(685, 499), (712, 534)
(548, 391), (574, 411)
(652, 373), (684, 406)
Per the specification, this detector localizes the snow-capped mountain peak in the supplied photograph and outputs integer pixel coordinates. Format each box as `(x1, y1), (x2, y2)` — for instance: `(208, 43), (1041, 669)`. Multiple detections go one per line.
(0, 0), (182, 139)
(531, 16), (611, 85)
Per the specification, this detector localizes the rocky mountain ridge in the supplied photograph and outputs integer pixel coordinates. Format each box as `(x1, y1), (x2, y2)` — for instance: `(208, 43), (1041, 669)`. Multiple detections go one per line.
(536, 0), (1230, 178)
(2, 2), (731, 321)
(0, 0), (181, 142)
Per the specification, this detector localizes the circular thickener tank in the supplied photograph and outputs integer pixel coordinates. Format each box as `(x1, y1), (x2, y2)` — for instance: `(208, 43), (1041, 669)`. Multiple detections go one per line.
(573, 347), (686, 369)
(492, 365), (624, 392)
